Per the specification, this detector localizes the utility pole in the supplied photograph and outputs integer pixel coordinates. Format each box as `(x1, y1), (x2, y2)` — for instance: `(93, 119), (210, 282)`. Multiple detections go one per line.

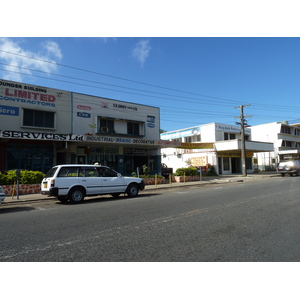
(235, 105), (252, 176)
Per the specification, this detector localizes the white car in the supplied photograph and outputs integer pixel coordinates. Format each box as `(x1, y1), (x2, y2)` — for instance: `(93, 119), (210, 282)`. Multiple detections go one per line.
(277, 160), (300, 177)
(0, 186), (6, 205)
(41, 164), (145, 203)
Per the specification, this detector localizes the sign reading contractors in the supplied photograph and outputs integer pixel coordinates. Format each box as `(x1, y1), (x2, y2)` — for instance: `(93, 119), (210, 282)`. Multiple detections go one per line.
(0, 80), (59, 108)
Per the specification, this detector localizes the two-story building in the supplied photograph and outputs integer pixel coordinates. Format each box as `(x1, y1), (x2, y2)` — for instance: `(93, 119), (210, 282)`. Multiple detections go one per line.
(0, 79), (162, 175)
(161, 123), (274, 175)
(251, 121), (300, 169)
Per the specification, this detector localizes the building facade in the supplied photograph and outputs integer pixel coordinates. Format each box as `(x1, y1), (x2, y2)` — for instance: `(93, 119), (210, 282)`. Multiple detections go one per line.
(0, 79), (162, 175)
(161, 123), (273, 175)
(251, 121), (300, 169)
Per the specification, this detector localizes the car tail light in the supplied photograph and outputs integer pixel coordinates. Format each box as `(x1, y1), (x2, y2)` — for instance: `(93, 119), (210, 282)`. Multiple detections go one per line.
(50, 180), (55, 188)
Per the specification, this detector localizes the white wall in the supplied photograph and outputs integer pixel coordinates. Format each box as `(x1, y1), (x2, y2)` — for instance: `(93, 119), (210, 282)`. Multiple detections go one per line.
(73, 93), (160, 140)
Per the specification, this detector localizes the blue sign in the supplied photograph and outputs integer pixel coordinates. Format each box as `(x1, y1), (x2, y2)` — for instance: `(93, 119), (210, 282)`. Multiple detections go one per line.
(147, 123), (155, 128)
(0, 105), (19, 116)
(77, 112), (91, 118)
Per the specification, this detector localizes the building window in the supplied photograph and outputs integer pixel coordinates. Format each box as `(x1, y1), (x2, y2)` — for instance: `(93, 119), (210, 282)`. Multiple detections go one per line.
(127, 122), (140, 135)
(281, 125), (291, 134)
(23, 109), (55, 128)
(99, 119), (114, 133)
(282, 140), (292, 147)
(224, 133), (236, 140)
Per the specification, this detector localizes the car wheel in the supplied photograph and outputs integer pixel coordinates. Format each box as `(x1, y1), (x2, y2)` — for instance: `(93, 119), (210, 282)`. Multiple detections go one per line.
(281, 174), (285, 177)
(111, 193), (121, 198)
(126, 183), (139, 197)
(68, 187), (85, 203)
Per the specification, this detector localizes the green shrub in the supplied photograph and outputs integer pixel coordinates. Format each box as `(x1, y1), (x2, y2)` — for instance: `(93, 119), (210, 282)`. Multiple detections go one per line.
(0, 170), (45, 185)
(174, 167), (198, 176)
(0, 172), (8, 185)
(207, 165), (218, 176)
(131, 174), (164, 179)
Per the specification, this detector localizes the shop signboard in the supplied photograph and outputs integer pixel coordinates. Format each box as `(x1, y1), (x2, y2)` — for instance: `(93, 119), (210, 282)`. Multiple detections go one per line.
(191, 156), (207, 166)
(218, 151), (254, 157)
(176, 143), (214, 149)
(0, 79), (72, 133)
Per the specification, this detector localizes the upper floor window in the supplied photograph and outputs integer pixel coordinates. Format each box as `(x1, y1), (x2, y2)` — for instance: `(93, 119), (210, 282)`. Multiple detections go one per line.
(127, 122), (140, 135)
(99, 119), (114, 133)
(281, 125), (291, 134)
(23, 109), (55, 128)
(282, 140), (293, 147)
(224, 132), (235, 140)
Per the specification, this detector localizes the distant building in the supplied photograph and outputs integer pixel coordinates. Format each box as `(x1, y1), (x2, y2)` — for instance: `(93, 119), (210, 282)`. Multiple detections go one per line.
(161, 123), (273, 175)
(251, 121), (300, 169)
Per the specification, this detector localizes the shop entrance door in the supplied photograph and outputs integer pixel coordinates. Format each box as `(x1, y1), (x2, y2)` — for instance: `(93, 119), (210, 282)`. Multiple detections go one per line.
(133, 156), (148, 174)
(218, 157), (223, 174)
(231, 157), (241, 173)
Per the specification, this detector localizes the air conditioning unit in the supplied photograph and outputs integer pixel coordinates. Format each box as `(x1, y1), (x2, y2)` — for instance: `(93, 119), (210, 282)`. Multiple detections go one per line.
(100, 127), (109, 133)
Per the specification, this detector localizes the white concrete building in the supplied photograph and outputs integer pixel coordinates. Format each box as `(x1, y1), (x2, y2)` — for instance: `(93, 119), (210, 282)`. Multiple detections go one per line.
(251, 121), (300, 169)
(161, 123), (273, 175)
(0, 79), (162, 175)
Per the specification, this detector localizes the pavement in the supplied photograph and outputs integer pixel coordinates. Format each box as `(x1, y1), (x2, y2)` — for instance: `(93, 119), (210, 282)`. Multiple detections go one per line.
(1, 171), (280, 205)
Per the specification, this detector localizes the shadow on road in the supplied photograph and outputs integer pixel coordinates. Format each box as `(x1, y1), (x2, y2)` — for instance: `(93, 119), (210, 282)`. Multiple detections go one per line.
(0, 206), (36, 214)
(56, 192), (162, 205)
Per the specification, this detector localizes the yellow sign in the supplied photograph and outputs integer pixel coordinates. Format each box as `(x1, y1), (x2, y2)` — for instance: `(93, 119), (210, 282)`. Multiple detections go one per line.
(176, 143), (214, 149)
(218, 151), (254, 157)
(191, 156), (207, 166)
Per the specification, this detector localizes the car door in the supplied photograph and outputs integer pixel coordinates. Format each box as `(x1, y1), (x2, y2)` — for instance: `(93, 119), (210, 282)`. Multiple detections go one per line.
(99, 167), (126, 194)
(79, 167), (103, 195)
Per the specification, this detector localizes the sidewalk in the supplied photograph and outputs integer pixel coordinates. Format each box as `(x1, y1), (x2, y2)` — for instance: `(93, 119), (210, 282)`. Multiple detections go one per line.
(2, 171), (280, 205)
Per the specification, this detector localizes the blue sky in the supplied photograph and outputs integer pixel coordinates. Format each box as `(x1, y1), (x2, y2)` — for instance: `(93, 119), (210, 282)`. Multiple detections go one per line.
(1, 37), (300, 132)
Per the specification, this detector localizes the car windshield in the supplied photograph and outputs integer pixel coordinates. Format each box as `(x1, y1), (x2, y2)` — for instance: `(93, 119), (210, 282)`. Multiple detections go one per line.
(44, 167), (58, 178)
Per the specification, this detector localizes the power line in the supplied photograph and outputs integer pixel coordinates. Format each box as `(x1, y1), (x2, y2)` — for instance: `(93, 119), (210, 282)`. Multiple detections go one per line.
(0, 49), (244, 103)
(0, 62), (242, 106)
(1, 50), (300, 127)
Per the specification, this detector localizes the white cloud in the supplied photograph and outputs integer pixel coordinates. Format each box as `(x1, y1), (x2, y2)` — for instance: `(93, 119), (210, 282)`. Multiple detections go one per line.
(132, 39), (151, 67)
(0, 38), (62, 82)
(42, 40), (63, 60)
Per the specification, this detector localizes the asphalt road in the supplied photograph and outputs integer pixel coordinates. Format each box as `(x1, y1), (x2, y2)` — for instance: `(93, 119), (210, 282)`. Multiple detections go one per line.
(1, 176), (300, 262)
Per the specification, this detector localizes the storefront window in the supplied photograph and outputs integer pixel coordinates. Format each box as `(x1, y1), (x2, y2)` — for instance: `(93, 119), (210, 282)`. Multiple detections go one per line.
(6, 143), (53, 173)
